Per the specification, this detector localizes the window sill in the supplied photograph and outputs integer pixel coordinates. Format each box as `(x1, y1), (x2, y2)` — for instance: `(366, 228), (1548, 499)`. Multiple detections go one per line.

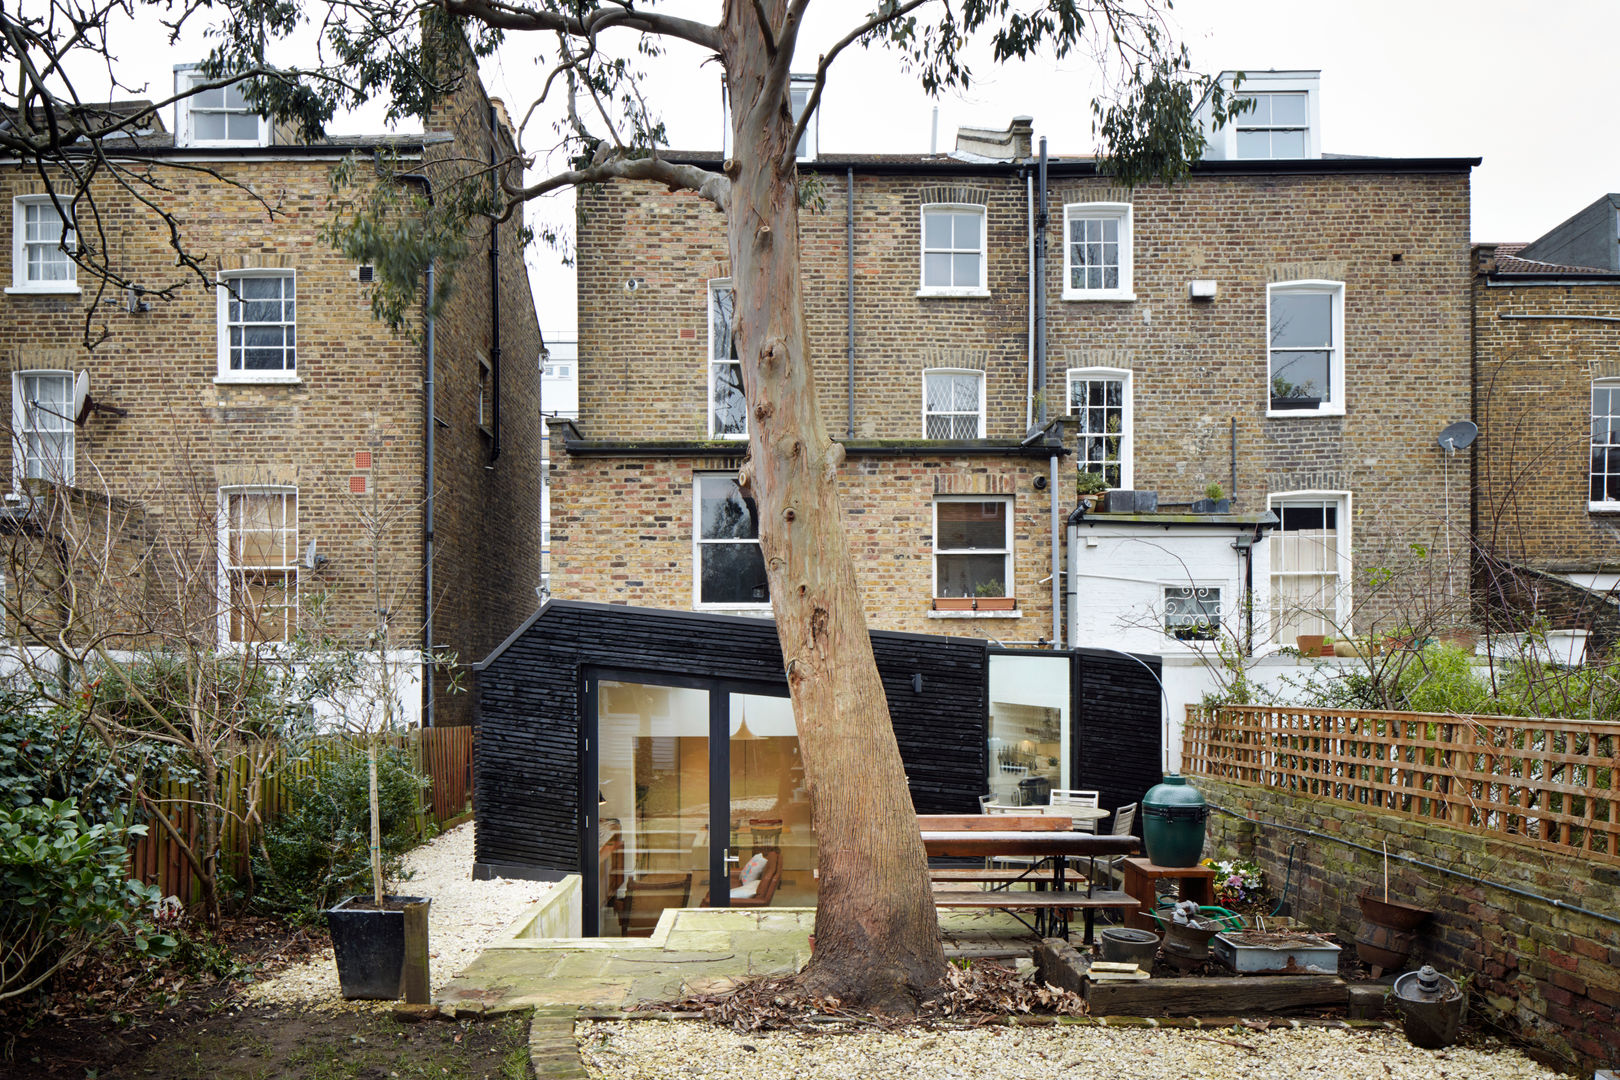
(214, 373), (303, 386)
(693, 605), (772, 617)
(1060, 290), (1135, 303)
(928, 609), (1022, 620)
(5, 284), (80, 296)
(915, 288), (991, 300)
(1588, 502), (1620, 514)
(1266, 405), (1344, 419)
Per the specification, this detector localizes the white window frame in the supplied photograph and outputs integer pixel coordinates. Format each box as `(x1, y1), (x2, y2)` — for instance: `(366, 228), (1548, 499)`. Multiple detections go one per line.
(216, 269), (298, 384)
(1267, 490), (1352, 643)
(9, 195), (77, 294)
(693, 473), (770, 611)
(175, 67), (271, 149)
(1266, 280), (1345, 417)
(707, 278), (746, 440)
(932, 495), (1013, 600)
(921, 369), (986, 439)
(216, 487), (299, 645)
(1066, 367), (1133, 489)
(1163, 584), (1223, 642)
(1061, 202), (1134, 301)
(789, 73), (818, 161)
(917, 204), (989, 298)
(1235, 91), (1311, 160)
(1590, 379), (1620, 511)
(10, 370), (75, 488)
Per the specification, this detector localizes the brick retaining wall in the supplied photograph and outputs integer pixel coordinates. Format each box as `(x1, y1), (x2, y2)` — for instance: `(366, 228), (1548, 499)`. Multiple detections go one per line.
(1198, 776), (1620, 1072)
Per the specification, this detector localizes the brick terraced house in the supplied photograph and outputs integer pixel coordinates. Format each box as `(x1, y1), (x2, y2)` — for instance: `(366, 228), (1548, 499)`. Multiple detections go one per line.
(0, 43), (542, 725)
(1474, 195), (1620, 655)
(551, 70), (1477, 662)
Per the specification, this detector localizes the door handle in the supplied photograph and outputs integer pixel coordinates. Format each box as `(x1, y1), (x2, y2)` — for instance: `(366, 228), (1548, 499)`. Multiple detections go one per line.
(724, 851), (741, 864)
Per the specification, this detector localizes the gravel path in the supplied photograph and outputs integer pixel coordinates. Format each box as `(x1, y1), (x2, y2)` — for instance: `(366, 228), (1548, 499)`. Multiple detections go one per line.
(244, 822), (551, 1010)
(577, 1020), (1574, 1080)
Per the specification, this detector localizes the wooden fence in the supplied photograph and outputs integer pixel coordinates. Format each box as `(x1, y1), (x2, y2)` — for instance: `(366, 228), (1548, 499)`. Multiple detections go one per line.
(128, 725), (475, 903)
(1183, 704), (1619, 864)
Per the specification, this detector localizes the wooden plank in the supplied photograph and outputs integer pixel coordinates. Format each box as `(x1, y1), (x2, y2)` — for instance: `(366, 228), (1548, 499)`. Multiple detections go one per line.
(400, 900), (430, 1004)
(918, 814), (1068, 832)
(1086, 975), (1347, 1017)
(930, 868), (1058, 883)
(932, 889), (1139, 910)
(922, 831), (1138, 857)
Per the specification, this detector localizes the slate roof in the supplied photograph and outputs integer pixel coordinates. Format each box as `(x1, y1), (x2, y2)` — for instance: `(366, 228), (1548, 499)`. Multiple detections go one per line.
(1491, 243), (1614, 276)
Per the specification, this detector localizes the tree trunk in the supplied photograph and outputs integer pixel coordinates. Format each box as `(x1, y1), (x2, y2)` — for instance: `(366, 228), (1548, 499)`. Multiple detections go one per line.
(721, 2), (947, 1011)
(368, 737), (384, 907)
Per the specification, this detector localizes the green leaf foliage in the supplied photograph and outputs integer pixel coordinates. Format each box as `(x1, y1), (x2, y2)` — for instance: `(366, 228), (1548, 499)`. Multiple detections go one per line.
(250, 746), (430, 917)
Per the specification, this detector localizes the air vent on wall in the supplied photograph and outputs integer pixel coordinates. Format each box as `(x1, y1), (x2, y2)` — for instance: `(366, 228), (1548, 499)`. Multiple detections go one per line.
(358, 265), (375, 283)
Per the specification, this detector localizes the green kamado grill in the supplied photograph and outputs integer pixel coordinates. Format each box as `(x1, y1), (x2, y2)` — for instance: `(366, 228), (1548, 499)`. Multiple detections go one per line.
(1141, 774), (1209, 867)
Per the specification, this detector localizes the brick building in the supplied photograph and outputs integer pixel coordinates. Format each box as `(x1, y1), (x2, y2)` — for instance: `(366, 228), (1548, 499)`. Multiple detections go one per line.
(1474, 195), (1620, 654)
(0, 43), (542, 725)
(553, 70), (1477, 653)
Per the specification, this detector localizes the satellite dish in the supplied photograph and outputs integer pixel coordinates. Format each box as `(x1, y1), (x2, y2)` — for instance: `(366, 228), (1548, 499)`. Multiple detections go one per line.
(302, 538), (327, 571)
(72, 370), (91, 425)
(1437, 420), (1478, 454)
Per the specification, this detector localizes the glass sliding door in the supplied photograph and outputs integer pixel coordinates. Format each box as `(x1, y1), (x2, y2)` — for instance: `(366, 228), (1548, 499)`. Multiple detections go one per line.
(594, 680), (713, 937)
(727, 693), (817, 908)
(986, 653), (1071, 805)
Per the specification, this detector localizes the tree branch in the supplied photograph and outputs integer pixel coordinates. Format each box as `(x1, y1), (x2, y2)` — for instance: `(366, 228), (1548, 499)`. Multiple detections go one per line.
(788, 0), (932, 164)
(511, 154), (729, 212)
(437, 0), (721, 52)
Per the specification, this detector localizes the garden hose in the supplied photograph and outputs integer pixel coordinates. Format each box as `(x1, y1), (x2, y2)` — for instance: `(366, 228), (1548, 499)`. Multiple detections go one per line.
(1270, 841), (1303, 916)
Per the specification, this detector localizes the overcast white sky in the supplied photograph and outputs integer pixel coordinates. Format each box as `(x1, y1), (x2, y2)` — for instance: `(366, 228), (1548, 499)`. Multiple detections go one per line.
(75, 0), (1620, 338)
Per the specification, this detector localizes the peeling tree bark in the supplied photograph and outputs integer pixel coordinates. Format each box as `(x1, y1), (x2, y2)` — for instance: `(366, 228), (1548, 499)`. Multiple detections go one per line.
(719, 0), (947, 1011)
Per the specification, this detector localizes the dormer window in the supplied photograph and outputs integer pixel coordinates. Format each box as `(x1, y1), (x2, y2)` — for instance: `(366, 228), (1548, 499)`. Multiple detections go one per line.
(1193, 70), (1320, 161)
(175, 67), (269, 147)
(1236, 92), (1308, 159)
(789, 74), (817, 161)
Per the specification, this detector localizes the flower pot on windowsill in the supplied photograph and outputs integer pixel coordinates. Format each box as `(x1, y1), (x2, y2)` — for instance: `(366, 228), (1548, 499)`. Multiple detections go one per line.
(1190, 498), (1233, 514)
(1295, 634), (1326, 658)
(976, 596), (1016, 611)
(1270, 396), (1322, 411)
(933, 597), (975, 612)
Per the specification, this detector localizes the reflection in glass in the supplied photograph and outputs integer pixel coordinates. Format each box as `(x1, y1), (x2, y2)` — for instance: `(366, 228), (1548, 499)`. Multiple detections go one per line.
(987, 654), (1070, 806)
(595, 682), (711, 937)
(727, 694), (816, 908)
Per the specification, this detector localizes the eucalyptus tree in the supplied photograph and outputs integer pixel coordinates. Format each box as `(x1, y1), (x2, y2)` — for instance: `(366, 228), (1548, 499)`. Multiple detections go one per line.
(3, 0), (1238, 1009)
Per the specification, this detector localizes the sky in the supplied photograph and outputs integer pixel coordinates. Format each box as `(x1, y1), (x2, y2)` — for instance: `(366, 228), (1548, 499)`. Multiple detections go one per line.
(58, 0), (1620, 339)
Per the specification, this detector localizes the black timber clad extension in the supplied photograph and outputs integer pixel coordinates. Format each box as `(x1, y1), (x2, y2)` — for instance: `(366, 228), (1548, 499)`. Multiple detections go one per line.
(1072, 648), (1163, 836)
(472, 600), (989, 875)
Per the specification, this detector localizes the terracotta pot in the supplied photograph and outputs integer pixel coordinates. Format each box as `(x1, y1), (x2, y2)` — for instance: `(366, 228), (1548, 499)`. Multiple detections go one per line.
(975, 596), (1016, 611)
(1359, 892), (1432, 931)
(1296, 634), (1325, 657)
(933, 597), (974, 611)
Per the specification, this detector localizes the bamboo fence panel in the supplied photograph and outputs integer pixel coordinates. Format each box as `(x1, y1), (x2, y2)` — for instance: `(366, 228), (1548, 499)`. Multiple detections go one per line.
(1184, 704), (1620, 864)
(126, 726), (475, 903)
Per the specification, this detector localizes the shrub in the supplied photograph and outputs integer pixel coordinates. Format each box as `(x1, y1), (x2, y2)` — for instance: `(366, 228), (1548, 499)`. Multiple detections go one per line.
(251, 746), (430, 916)
(0, 799), (173, 1002)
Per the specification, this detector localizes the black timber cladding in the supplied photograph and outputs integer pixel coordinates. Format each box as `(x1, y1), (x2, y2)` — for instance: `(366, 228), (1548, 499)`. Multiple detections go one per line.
(472, 600), (990, 874)
(1072, 648), (1164, 837)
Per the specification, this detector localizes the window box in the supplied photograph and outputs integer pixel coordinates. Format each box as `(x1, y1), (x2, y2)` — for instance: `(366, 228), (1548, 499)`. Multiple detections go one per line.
(1270, 396), (1321, 412)
(932, 596), (1017, 613)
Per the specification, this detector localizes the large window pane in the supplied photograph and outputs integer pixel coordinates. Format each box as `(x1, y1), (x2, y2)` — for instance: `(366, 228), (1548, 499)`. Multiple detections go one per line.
(987, 653), (1069, 805)
(697, 475), (768, 606)
(937, 500), (1006, 549)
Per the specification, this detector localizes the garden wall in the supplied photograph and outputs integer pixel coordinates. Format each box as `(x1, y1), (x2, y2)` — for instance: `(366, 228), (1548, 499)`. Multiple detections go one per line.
(1199, 776), (1620, 1072)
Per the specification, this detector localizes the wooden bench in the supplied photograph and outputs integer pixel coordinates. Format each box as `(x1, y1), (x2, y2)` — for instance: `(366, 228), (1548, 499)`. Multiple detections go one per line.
(932, 888), (1140, 943)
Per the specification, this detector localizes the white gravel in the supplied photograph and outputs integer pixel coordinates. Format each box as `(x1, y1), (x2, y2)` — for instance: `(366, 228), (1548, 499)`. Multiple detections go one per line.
(577, 1020), (1575, 1080)
(244, 822), (552, 1010)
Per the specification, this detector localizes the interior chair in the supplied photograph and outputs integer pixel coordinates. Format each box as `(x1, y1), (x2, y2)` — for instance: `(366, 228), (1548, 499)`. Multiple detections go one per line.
(703, 849), (782, 908)
(620, 872), (692, 937)
(978, 793), (996, 813)
(748, 818), (783, 853)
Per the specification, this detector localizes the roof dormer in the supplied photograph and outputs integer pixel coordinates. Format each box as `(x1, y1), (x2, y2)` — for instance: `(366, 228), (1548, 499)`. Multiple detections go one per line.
(721, 73), (819, 161)
(174, 65), (272, 148)
(1195, 70), (1321, 162)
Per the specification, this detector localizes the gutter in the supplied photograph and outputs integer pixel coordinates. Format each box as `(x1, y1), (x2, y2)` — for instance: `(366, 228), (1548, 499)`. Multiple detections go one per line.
(561, 435), (1070, 460)
(658, 153), (1481, 178)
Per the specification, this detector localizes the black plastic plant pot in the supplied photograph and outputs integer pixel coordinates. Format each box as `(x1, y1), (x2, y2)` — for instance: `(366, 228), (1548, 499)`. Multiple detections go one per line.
(327, 895), (430, 1000)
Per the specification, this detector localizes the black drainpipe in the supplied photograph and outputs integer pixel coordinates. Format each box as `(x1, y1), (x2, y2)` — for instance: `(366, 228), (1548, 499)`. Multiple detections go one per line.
(846, 165), (855, 439)
(487, 104), (503, 464)
(1035, 138), (1049, 425)
(400, 171), (437, 728)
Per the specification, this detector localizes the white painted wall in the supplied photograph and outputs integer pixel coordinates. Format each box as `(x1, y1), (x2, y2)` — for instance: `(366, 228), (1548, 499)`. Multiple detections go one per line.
(1068, 518), (1272, 656)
